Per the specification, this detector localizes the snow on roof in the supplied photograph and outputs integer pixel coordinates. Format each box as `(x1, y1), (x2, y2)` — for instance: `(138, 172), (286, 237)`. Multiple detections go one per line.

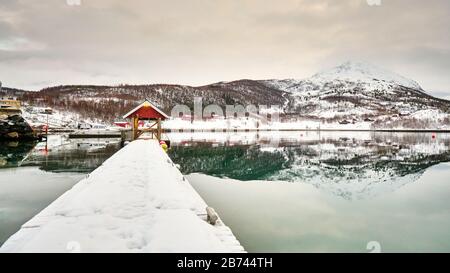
(122, 99), (169, 120)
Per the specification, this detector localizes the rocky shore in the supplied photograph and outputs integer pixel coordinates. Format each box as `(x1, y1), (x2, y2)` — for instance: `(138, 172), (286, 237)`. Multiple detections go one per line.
(0, 115), (41, 140)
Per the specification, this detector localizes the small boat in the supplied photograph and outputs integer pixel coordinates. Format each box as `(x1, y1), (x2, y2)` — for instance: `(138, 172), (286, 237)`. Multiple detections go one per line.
(0, 97), (22, 117)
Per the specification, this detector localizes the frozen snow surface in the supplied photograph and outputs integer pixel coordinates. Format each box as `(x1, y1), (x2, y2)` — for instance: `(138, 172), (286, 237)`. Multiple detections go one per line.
(0, 139), (244, 253)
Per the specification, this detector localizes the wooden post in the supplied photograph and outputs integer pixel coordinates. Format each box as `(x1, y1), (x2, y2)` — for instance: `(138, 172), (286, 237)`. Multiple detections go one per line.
(132, 117), (136, 140)
(132, 116), (139, 140)
(157, 118), (162, 141)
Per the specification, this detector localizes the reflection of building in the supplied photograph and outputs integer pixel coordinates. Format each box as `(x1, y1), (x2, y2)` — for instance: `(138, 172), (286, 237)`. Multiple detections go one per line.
(23, 136), (122, 172)
(0, 97), (22, 116)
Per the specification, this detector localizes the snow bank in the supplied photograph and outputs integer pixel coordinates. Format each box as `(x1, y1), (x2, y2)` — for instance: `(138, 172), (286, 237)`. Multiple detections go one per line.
(0, 139), (244, 253)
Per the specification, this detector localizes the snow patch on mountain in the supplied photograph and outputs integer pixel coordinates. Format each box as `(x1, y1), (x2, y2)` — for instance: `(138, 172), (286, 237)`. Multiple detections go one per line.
(311, 61), (423, 91)
(259, 61), (450, 127)
(264, 61), (423, 93)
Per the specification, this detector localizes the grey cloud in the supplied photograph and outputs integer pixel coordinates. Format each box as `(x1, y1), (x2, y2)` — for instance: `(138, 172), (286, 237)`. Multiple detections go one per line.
(0, 0), (449, 96)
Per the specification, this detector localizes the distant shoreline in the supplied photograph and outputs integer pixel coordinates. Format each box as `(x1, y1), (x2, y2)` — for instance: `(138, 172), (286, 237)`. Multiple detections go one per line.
(163, 128), (450, 133)
(38, 128), (450, 140)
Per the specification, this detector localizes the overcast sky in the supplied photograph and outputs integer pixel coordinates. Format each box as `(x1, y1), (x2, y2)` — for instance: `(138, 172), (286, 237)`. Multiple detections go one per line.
(0, 0), (449, 98)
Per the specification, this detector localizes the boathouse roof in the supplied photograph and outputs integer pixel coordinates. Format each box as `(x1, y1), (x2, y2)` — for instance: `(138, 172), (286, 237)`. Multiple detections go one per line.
(123, 99), (169, 120)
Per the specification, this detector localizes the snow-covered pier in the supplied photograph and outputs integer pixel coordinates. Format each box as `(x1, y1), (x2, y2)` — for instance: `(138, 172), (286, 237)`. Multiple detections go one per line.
(0, 139), (244, 253)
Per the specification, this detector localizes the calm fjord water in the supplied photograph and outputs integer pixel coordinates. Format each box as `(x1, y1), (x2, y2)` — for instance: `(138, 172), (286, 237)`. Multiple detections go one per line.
(1, 131), (450, 252)
(168, 131), (450, 252)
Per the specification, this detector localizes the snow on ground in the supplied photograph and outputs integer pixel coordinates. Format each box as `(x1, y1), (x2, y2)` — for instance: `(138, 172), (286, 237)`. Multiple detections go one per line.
(21, 106), (115, 129)
(163, 106), (450, 131)
(19, 103), (450, 132)
(0, 139), (244, 253)
(411, 109), (449, 121)
(22, 107), (79, 128)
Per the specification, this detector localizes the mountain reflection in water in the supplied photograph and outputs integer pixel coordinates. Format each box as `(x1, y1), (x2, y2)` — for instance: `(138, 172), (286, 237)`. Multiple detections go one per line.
(2, 132), (449, 200)
(168, 131), (450, 200)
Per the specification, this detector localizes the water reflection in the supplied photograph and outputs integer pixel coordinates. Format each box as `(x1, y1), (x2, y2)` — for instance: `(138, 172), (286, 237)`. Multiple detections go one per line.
(167, 132), (450, 252)
(168, 132), (450, 200)
(0, 135), (122, 173)
(0, 135), (123, 245)
(1, 132), (449, 251)
(0, 141), (37, 168)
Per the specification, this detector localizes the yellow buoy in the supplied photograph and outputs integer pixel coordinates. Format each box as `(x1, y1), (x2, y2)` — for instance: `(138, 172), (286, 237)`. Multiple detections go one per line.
(159, 140), (168, 153)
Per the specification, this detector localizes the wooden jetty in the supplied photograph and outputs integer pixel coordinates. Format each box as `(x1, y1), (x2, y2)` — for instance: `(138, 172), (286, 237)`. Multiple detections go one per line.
(1, 100), (244, 253)
(0, 138), (245, 253)
(68, 130), (123, 139)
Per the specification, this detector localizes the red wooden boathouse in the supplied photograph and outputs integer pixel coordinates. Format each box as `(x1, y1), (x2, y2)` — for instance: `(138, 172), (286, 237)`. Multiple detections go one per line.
(123, 99), (169, 140)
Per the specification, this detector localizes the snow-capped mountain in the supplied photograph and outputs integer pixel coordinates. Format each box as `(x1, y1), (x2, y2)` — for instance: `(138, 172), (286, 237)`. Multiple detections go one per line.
(261, 61), (450, 125)
(312, 61), (422, 90)
(264, 61), (422, 93)
(1, 61), (449, 128)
